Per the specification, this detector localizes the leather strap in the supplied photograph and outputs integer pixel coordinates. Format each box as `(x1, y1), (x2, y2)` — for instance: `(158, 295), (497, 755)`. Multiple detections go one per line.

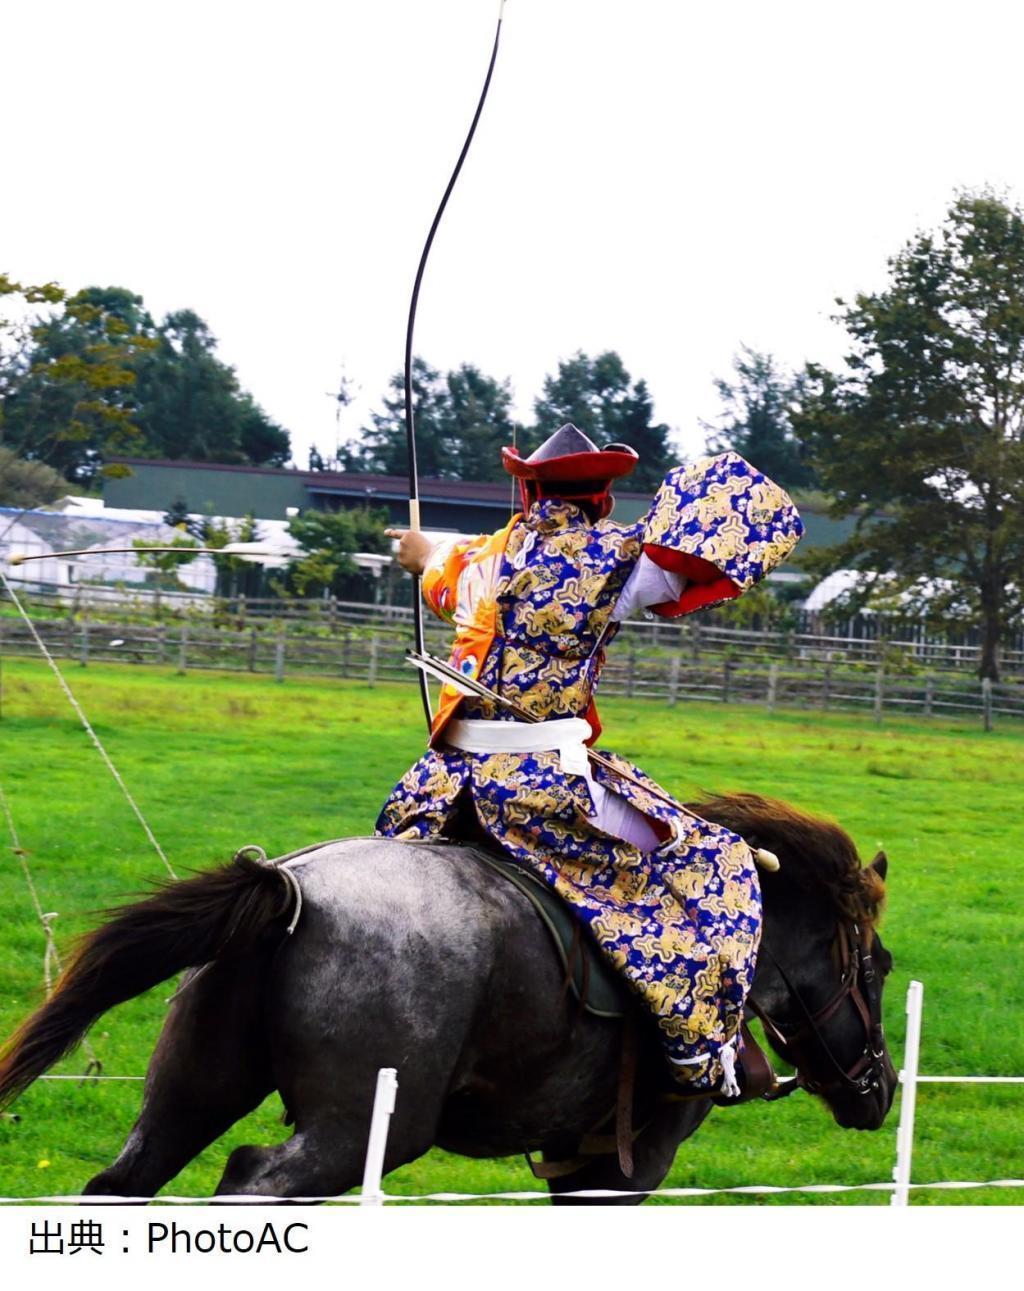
(615, 1013), (638, 1179)
(524, 1013), (641, 1182)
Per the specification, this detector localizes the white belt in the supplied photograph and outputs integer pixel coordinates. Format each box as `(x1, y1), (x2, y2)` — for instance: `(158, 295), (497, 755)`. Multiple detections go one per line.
(444, 717), (592, 776)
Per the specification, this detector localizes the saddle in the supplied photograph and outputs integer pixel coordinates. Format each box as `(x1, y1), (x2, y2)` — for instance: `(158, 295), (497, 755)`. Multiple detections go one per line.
(464, 845), (628, 1019)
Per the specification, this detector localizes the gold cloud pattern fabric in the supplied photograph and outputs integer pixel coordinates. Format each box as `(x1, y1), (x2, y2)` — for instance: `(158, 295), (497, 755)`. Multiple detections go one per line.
(377, 454), (803, 1091)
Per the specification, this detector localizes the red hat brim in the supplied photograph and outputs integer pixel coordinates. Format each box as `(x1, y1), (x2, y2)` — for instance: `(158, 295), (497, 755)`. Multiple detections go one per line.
(501, 445), (638, 481)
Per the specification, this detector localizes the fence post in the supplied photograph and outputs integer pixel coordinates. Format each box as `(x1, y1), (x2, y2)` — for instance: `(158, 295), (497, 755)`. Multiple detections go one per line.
(982, 677), (993, 732)
(368, 634), (379, 687)
(342, 629), (351, 678)
(248, 626), (258, 673)
(667, 653), (681, 707)
(177, 624), (188, 674)
(274, 633), (285, 683)
(891, 980), (924, 1207)
(722, 658), (731, 704)
(822, 661), (832, 711)
(767, 662), (778, 713)
(923, 676), (933, 719)
(79, 615), (89, 668)
(360, 1068), (399, 1206)
(156, 623), (166, 666)
(874, 668), (885, 724)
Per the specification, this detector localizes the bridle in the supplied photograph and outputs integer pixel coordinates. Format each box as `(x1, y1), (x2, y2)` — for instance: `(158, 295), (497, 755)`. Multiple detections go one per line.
(744, 921), (889, 1102)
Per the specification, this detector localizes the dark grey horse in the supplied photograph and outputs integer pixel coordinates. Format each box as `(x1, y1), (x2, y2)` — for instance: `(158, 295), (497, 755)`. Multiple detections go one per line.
(0, 793), (897, 1202)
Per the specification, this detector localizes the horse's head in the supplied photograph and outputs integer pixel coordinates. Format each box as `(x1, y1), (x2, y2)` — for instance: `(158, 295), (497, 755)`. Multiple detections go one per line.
(695, 793), (898, 1131)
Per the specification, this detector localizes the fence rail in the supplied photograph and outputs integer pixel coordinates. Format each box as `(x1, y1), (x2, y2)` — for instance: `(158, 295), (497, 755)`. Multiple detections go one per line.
(2, 611), (1021, 727)
(4, 580), (1024, 674)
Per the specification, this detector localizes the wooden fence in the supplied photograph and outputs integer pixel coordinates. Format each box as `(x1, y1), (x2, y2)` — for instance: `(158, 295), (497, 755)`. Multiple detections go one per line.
(2, 612), (1021, 729)
(4, 582), (1023, 676)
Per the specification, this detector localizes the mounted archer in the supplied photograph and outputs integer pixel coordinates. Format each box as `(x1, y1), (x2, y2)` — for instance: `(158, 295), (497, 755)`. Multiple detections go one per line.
(381, 425), (804, 1095)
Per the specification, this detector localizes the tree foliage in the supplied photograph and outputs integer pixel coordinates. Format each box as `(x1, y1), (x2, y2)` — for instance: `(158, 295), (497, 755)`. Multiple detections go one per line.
(703, 346), (815, 490)
(341, 358), (520, 481)
(341, 350), (676, 491)
(133, 310), (290, 467)
(1, 283), (155, 483)
(796, 191), (1024, 679)
(0, 445), (66, 508)
(282, 507), (391, 600)
(132, 533), (199, 585)
(1, 283), (290, 483)
(533, 351), (674, 492)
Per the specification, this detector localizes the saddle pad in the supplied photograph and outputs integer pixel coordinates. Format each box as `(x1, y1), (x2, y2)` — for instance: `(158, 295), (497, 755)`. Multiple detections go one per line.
(465, 846), (628, 1019)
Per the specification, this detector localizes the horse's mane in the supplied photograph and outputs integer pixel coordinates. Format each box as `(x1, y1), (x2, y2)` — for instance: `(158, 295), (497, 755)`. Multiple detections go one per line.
(690, 792), (886, 929)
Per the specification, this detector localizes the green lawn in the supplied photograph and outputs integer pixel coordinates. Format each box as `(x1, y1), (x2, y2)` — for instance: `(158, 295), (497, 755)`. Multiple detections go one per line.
(0, 658), (1021, 1204)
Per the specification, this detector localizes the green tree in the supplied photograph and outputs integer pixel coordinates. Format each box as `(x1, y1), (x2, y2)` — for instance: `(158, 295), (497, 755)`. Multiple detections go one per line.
(0, 273), (65, 405)
(531, 351), (674, 492)
(197, 513), (263, 598)
(342, 358), (520, 480)
(0, 445), (66, 508)
(132, 533), (199, 588)
(341, 358), (448, 477)
(440, 364), (521, 480)
(2, 288), (291, 483)
(1, 284), (155, 483)
(703, 346), (816, 489)
(282, 507), (390, 600)
(132, 310), (290, 466)
(796, 191), (1024, 680)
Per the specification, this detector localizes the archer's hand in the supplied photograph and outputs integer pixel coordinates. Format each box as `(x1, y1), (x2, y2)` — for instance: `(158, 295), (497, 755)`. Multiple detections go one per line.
(385, 529), (435, 576)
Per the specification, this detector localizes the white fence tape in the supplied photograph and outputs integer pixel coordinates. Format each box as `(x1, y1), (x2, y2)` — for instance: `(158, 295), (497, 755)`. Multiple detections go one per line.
(2, 1180), (1023, 1205)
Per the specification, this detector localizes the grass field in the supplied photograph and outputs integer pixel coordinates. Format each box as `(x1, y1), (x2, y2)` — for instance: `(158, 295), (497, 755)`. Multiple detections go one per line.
(0, 657), (1022, 1204)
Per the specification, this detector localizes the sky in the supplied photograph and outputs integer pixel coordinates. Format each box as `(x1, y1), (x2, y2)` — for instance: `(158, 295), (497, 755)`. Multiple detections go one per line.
(6, 0), (1024, 469)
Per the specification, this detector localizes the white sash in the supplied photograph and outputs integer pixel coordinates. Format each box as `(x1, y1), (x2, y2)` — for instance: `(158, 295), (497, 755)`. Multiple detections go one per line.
(444, 717), (592, 776)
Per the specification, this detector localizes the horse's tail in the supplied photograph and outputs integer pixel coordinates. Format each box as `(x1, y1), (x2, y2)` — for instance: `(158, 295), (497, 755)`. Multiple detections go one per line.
(0, 855), (295, 1109)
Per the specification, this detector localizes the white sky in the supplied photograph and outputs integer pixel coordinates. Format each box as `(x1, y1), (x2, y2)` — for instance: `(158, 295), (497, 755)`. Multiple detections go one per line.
(6, 0), (1024, 468)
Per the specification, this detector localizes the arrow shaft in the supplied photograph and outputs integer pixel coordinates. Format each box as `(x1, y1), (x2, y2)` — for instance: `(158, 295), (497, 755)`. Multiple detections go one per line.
(7, 546), (249, 566)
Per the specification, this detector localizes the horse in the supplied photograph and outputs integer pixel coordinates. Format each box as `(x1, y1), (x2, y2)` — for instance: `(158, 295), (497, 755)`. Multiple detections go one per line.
(0, 793), (897, 1203)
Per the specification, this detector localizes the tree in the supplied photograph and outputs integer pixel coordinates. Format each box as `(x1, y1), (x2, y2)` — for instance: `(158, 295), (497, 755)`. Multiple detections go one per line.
(1, 284), (156, 483)
(342, 358), (520, 480)
(796, 191), (1024, 680)
(2, 288), (291, 483)
(281, 507), (390, 600)
(160, 500), (265, 596)
(131, 309), (290, 466)
(440, 364), (521, 481)
(197, 513), (263, 598)
(0, 446), (66, 508)
(132, 533), (199, 588)
(0, 273), (65, 405)
(532, 351), (674, 492)
(703, 347), (816, 490)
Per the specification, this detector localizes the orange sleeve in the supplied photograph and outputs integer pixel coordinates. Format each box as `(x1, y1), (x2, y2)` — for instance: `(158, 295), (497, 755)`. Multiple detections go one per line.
(420, 534), (488, 623)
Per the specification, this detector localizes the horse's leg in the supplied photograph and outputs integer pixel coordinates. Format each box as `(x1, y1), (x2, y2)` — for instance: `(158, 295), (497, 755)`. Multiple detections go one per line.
(543, 1097), (714, 1207)
(84, 959), (274, 1198)
(214, 909), (475, 1199)
(213, 1061), (445, 1199)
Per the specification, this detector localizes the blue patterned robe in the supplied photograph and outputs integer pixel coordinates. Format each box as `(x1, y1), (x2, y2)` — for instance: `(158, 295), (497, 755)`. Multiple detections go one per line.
(377, 453), (803, 1090)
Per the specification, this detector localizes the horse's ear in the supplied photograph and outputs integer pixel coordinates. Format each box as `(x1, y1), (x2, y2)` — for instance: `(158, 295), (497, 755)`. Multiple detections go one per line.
(867, 850), (888, 881)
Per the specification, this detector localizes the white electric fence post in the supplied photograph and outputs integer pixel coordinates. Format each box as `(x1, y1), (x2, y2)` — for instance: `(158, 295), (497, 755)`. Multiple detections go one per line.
(360, 1067), (399, 1207)
(891, 979), (924, 1207)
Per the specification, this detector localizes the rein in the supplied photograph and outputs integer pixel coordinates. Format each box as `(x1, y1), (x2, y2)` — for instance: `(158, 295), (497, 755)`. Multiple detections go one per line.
(746, 921), (888, 1102)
